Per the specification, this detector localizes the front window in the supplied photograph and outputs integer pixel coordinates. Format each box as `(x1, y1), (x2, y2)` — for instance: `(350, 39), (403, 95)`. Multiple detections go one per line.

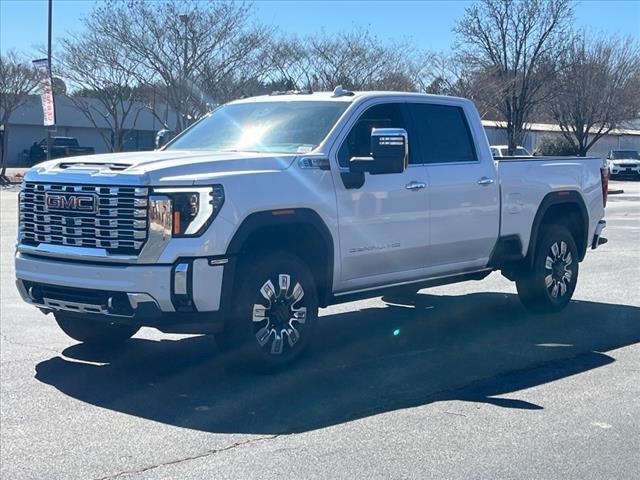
(166, 101), (349, 154)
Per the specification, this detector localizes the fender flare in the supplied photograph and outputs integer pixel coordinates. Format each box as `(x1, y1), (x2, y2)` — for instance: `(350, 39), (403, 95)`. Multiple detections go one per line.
(527, 191), (589, 263)
(225, 208), (335, 305)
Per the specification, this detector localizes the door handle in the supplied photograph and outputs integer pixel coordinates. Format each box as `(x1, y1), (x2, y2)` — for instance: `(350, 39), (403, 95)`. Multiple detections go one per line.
(477, 177), (495, 186)
(405, 181), (426, 191)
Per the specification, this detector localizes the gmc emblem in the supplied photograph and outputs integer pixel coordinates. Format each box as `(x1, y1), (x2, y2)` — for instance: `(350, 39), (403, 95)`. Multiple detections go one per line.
(44, 192), (97, 213)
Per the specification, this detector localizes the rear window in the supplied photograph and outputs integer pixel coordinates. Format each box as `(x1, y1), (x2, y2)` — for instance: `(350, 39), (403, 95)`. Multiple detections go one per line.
(408, 103), (477, 163)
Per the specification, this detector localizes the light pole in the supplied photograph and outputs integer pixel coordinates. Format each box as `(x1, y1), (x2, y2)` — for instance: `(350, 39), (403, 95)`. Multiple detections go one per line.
(46, 0), (53, 160)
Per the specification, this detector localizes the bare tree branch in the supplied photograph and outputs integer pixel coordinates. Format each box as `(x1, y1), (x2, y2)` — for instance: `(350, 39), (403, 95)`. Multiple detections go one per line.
(0, 51), (38, 178)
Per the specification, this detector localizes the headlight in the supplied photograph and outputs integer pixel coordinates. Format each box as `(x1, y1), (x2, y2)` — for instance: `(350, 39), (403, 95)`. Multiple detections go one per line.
(150, 185), (224, 237)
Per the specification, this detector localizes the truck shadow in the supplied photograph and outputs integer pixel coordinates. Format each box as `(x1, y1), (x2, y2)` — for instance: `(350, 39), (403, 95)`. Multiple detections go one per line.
(35, 292), (639, 434)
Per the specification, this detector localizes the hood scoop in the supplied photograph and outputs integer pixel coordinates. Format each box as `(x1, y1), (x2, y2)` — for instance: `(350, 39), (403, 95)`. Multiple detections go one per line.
(57, 161), (130, 171)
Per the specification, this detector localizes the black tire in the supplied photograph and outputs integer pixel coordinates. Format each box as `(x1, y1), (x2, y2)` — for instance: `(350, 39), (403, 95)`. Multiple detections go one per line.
(54, 312), (139, 345)
(516, 225), (579, 314)
(216, 251), (318, 372)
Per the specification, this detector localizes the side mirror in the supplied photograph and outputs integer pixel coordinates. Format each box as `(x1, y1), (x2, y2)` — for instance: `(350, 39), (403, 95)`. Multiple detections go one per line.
(155, 129), (175, 150)
(349, 128), (408, 175)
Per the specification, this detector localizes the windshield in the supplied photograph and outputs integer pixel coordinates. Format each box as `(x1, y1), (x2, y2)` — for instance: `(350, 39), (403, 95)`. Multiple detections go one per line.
(166, 101), (349, 154)
(611, 150), (640, 159)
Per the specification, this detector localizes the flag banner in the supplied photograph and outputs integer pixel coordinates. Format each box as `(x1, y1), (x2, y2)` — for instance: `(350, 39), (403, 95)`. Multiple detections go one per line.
(32, 58), (56, 127)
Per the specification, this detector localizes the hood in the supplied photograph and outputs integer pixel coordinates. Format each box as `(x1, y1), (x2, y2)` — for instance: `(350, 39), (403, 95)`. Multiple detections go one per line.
(25, 150), (298, 185)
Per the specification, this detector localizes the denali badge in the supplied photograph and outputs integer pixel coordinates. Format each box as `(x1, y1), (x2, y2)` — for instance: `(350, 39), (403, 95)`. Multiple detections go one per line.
(44, 192), (97, 213)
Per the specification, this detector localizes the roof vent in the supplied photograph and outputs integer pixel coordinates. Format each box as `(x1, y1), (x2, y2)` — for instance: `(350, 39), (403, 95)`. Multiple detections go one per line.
(332, 85), (355, 97)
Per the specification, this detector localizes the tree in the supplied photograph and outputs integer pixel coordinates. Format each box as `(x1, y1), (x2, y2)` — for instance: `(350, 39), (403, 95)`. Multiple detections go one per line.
(305, 30), (413, 91)
(267, 30), (416, 92)
(456, 0), (573, 154)
(0, 51), (38, 180)
(86, 0), (269, 132)
(550, 33), (640, 156)
(411, 53), (503, 118)
(57, 32), (145, 152)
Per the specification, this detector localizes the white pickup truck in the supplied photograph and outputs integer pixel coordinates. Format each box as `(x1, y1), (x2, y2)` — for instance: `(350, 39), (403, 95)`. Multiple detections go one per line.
(16, 89), (609, 370)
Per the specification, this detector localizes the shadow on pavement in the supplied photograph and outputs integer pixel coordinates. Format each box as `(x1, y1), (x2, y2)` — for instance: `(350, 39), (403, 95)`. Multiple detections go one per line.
(35, 292), (639, 434)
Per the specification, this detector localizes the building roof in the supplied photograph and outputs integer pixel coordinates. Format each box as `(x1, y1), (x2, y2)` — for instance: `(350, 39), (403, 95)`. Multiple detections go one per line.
(481, 119), (640, 137)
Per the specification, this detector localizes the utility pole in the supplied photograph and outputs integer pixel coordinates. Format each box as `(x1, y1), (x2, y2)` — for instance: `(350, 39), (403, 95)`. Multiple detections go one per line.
(46, 0), (53, 161)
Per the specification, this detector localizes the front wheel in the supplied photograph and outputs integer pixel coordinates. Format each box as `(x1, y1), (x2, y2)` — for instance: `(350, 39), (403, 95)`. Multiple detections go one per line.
(54, 313), (139, 345)
(216, 251), (318, 371)
(516, 225), (579, 314)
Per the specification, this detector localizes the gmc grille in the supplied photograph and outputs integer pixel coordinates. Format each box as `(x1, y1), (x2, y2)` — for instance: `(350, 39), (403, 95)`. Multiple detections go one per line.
(19, 182), (149, 255)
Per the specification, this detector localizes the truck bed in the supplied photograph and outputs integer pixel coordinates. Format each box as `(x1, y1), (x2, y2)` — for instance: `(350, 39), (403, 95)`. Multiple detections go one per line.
(496, 156), (605, 256)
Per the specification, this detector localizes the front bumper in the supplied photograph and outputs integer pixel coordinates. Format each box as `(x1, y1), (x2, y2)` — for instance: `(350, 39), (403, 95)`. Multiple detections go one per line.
(609, 164), (640, 176)
(15, 253), (227, 331)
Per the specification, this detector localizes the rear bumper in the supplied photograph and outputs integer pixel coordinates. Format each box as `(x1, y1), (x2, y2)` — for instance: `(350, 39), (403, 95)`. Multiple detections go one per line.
(15, 253), (228, 332)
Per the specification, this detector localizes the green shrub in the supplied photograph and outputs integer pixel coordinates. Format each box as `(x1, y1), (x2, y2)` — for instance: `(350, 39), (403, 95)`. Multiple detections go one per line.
(535, 137), (579, 156)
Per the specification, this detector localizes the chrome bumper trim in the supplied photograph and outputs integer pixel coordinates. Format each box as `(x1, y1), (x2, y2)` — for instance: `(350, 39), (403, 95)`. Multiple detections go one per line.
(174, 263), (189, 295)
(16, 280), (161, 318)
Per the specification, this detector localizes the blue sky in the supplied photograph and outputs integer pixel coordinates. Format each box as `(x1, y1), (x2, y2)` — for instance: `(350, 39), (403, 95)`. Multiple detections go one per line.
(1, 0), (639, 56)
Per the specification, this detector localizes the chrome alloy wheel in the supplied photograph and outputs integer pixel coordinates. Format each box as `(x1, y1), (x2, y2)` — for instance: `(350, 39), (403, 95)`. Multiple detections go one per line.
(544, 241), (573, 298)
(252, 274), (307, 355)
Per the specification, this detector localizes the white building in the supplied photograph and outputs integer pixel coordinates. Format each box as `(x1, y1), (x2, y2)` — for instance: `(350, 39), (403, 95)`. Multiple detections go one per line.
(483, 120), (640, 157)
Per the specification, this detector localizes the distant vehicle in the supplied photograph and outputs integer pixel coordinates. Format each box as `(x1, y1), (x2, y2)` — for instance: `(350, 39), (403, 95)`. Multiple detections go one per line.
(35, 137), (95, 162)
(606, 150), (640, 179)
(490, 145), (532, 158)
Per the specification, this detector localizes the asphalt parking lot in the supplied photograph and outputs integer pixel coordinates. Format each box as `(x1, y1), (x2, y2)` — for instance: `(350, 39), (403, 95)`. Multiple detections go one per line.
(1, 180), (639, 480)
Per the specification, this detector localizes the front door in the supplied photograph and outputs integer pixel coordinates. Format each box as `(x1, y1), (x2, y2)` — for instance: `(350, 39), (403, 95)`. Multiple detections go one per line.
(332, 102), (430, 292)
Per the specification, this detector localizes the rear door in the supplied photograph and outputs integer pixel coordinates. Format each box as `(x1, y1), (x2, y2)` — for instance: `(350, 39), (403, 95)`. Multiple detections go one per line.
(407, 101), (499, 271)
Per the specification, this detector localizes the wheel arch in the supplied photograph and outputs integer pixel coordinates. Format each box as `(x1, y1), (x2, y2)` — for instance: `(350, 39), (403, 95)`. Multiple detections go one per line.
(527, 191), (589, 265)
(225, 209), (335, 307)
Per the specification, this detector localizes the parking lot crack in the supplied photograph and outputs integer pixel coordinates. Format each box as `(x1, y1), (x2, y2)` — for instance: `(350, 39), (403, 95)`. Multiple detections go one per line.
(93, 434), (282, 480)
(0, 333), (63, 355)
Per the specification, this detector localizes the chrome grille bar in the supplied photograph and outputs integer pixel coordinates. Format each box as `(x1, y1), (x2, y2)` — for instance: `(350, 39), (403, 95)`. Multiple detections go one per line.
(19, 182), (149, 255)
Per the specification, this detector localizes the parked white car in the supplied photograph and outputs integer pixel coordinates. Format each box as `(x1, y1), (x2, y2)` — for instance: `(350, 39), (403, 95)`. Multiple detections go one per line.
(16, 89), (608, 370)
(490, 145), (532, 157)
(607, 149), (640, 178)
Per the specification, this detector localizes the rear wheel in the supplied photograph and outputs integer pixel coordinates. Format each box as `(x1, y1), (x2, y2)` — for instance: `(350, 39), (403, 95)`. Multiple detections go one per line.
(216, 251), (318, 371)
(54, 313), (139, 345)
(516, 225), (579, 314)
